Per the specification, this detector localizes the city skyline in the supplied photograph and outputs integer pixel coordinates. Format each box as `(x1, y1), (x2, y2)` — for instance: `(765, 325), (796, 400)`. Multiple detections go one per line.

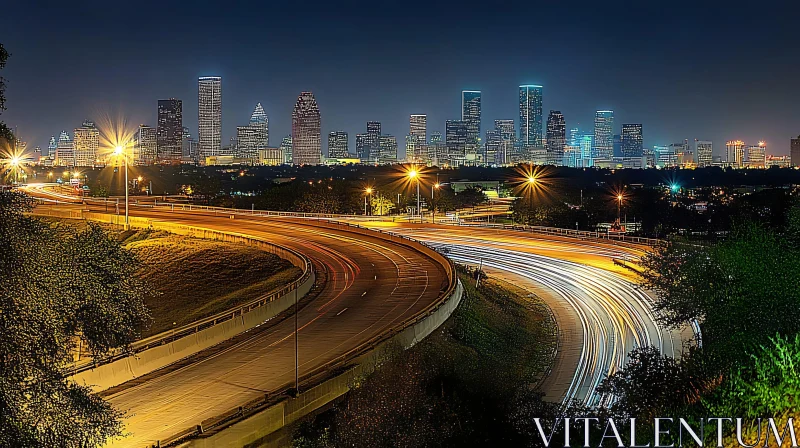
(3, 2), (800, 158)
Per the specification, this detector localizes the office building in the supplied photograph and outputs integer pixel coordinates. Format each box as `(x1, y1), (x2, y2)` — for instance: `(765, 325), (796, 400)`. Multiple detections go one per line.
(621, 124), (643, 159)
(430, 131), (443, 145)
(280, 135), (293, 164)
(356, 134), (369, 162)
(792, 136), (800, 168)
(54, 131), (74, 167)
(134, 125), (157, 165)
(519, 85), (543, 147)
(198, 76), (222, 159)
(234, 103), (269, 162)
(157, 98), (183, 163)
(327, 131), (349, 158)
(445, 119), (468, 165)
(746, 142), (766, 168)
(484, 129), (502, 166)
(695, 140), (713, 167)
(291, 91), (321, 165)
(73, 120), (99, 167)
(258, 148), (284, 166)
(593, 110), (614, 161)
(726, 140), (745, 168)
(410, 114), (427, 145)
(545, 110), (566, 166)
(461, 91), (481, 144)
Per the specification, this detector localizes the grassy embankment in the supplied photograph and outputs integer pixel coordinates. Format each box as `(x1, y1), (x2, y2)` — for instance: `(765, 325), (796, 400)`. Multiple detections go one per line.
(45, 219), (301, 337)
(292, 267), (557, 447)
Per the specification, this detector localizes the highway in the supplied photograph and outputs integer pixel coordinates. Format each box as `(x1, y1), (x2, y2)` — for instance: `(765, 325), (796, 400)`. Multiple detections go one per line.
(24, 186), (450, 447)
(24, 184), (690, 438)
(349, 222), (690, 406)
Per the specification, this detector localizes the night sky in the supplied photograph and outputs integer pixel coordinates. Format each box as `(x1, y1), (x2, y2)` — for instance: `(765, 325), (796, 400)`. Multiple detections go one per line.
(3, 1), (800, 157)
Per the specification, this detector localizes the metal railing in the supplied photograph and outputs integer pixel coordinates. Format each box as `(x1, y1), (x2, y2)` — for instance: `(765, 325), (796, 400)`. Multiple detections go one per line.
(31, 207), (314, 375)
(151, 220), (459, 447)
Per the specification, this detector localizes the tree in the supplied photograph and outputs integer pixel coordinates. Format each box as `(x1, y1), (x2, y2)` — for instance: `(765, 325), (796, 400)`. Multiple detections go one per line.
(0, 191), (151, 447)
(640, 223), (800, 366)
(0, 43), (13, 143)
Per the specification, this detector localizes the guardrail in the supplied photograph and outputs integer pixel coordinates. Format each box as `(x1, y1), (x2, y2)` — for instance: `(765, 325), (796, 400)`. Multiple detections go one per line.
(28, 185), (661, 245)
(30, 207), (314, 380)
(151, 220), (459, 447)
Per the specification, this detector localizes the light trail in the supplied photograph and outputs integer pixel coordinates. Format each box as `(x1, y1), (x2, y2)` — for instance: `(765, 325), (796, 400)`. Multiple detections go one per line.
(372, 225), (684, 407)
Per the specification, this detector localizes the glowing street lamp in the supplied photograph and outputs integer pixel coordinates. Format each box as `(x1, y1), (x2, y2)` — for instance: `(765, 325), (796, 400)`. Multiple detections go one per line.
(617, 193), (624, 223)
(9, 156), (20, 183)
(364, 187), (373, 216)
(407, 168), (421, 223)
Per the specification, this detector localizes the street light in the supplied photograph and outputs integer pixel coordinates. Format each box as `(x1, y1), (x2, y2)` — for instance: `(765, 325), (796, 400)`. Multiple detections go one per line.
(114, 145), (129, 230)
(432, 182), (440, 224)
(526, 175), (537, 225)
(408, 169), (420, 223)
(364, 187), (373, 216)
(9, 156), (20, 183)
(617, 193), (624, 223)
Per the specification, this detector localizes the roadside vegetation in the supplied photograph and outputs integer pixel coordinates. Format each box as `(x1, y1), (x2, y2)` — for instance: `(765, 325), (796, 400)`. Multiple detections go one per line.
(292, 268), (558, 447)
(43, 219), (301, 337)
(592, 197), (800, 445)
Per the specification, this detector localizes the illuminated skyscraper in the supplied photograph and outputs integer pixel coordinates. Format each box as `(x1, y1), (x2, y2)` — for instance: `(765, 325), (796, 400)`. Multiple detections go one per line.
(484, 129), (502, 166)
(746, 142), (766, 168)
(73, 120), (99, 167)
(593, 110), (614, 160)
(695, 140), (713, 167)
(519, 85), (543, 147)
(327, 131), (349, 158)
(461, 91), (481, 144)
(446, 119), (468, 164)
(157, 98), (183, 163)
(235, 103), (269, 162)
(545, 111), (566, 166)
(791, 136), (800, 168)
(198, 76), (222, 159)
(621, 124), (643, 158)
(54, 131), (74, 167)
(135, 124), (157, 165)
(410, 114), (427, 145)
(249, 102), (269, 147)
(365, 121), (381, 162)
(378, 135), (397, 164)
(291, 91), (321, 165)
(280, 135), (293, 164)
(726, 140), (745, 168)
(430, 131), (443, 145)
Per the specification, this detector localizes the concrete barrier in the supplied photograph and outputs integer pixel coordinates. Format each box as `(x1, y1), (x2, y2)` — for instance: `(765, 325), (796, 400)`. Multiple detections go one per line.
(179, 280), (464, 448)
(31, 208), (315, 393)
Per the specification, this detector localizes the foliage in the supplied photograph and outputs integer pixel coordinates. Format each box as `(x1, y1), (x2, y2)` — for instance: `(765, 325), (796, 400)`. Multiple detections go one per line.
(454, 187), (487, 209)
(369, 194), (394, 215)
(0, 191), (151, 446)
(707, 334), (800, 418)
(639, 223), (800, 366)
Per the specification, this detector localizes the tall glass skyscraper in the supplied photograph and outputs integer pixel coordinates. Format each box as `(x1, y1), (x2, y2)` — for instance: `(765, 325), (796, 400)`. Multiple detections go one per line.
(198, 76), (222, 159)
(593, 110), (614, 160)
(291, 91), (321, 165)
(621, 124), (643, 158)
(695, 140), (713, 167)
(519, 85), (543, 147)
(461, 91), (481, 145)
(157, 98), (183, 163)
(327, 131), (349, 158)
(409, 114), (427, 145)
(546, 111), (566, 166)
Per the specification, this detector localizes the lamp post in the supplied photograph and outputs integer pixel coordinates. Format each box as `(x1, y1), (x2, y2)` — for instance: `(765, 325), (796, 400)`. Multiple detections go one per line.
(432, 182), (440, 224)
(526, 175), (537, 226)
(617, 194), (623, 224)
(408, 169), (420, 223)
(364, 187), (373, 216)
(114, 145), (129, 230)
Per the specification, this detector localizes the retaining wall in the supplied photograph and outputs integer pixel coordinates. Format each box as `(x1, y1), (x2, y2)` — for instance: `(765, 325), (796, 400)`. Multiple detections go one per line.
(180, 280), (464, 448)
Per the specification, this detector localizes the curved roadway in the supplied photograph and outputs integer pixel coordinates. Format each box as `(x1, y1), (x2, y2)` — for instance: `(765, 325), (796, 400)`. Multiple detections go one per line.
(350, 223), (692, 407)
(25, 187), (449, 447)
